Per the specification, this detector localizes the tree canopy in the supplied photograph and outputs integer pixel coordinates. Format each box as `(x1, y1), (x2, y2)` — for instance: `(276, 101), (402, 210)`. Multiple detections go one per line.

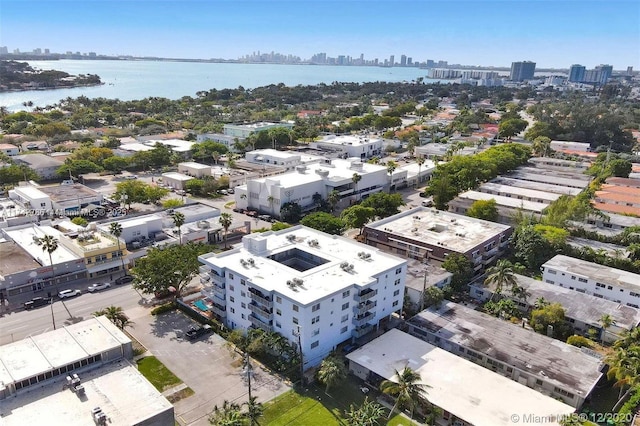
(360, 192), (405, 219)
(466, 199), (499, 222)
(300, 212), (345, 235)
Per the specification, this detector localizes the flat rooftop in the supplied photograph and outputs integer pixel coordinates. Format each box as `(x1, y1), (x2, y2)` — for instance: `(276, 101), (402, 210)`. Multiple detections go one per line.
(2, 360), (173, 426)
(4, 225), (79, 265)
(484, 274), (640, 331)
(39, 184), (101, 202)
(509, 171), (590, 189)
(543, 255), (640, 292)
(12, 185), (49, 200)
(479, 182), (562, 203)
(408, 302), (603, 397)
(248, 149), (301, 159)
(200, 225), (406, 305)
(405, 259), (453, 291)
(366, 207), (511, 254)
(171, 203), (220, 221)
(316, 134), (382, 147)
(528, 157), (591, 169)
(347, 329), (574, 426)
(0, 316), (129, 386)
(457, 190), (550, 213)
(179, 161), (211, 170)
(162, 172), (194, 181)
(606, 177), (640, 188)
(491, 177), (582, 196)
(13, 154), (63, 168)
(0, 240), (41, 276)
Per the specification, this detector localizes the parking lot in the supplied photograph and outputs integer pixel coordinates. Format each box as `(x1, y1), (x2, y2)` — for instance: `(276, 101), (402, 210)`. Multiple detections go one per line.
(128, 310), (290, 426)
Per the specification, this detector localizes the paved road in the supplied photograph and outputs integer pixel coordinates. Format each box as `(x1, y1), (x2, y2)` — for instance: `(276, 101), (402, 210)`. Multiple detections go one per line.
(0, 284), (145, 345)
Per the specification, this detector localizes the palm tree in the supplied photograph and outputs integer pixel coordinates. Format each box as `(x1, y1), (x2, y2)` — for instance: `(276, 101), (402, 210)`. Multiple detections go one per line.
(219, 213), (233, 249)
(317, 354), (347, 393)
(416, 157), (425, 187)
(352, 173), (362, 201)
(327, 190), (340, 213)
(344, 397), (385, 426)
(606, 346), (640, 412)
(94, 306), (133, 330)
(266, 195), (275, 216)
(510, 285), (530, 304)
(386, 161), (397, 191)
(209, 400), (244, 426)
(244, 396), (263, 426)
(599, 314), (616, 343)
(36, 235), (72, 326)
(484, 259), (518, 302)
(380, 366), (429, 421)
(171, 211), (186, 245)
(534, 297), (549, 310)
(109, 222), (127, 275)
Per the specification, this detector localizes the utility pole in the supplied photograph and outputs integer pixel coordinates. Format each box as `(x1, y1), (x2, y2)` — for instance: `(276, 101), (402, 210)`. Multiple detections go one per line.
(245, 351), (252, 401)
(296, 326), (305, 385)
(419, 268), (428, 312)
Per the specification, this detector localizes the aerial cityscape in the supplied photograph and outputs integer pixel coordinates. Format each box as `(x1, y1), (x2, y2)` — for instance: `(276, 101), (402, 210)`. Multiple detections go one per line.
(1, 1), (640, 426)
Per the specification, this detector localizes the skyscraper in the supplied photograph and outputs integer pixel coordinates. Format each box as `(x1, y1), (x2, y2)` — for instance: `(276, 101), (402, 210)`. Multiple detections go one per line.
(594, 64), (613, 84)
(389, 55), (395, 67)
(568, 64), (586, 82)
(510, 61), (536, 81)
(400, 55), (407, 67)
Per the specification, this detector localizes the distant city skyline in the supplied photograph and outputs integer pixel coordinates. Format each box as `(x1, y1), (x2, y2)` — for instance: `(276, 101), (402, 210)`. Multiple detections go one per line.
(1, 0), (638, 69)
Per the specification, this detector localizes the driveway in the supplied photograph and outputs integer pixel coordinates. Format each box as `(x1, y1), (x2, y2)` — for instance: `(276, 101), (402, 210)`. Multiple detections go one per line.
(127, 310), (290, 426)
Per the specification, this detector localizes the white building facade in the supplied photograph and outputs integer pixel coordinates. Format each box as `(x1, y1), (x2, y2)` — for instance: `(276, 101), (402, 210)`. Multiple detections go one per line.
(198, 226), (407, 367)
(310, 135), (383, 159)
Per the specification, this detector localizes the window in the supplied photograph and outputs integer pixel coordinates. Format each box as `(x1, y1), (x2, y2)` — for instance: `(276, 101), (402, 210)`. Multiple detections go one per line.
(547, 270), (556, 275)
(571, 276), (576, 280)
(607, 286), (613, 290)
(578, 277), (587, 283)
(596, 283), (606, 288)
(276, 309), (282, 316)
(230, 296), (235, 303)
(341, 326), (348, 334)
(311, 316), (320, 324)
(341, 315), (348, 323)
(293, 317), (298, 325)
(229, 285), (235, 292)
(536, 379), (543, 386)
(310, 341), (319, 349)
(313, 328), (320, 336)
(342, 290), (350, 298)
(312, 303), (320, 312)
(393, 289), (400, 297)
(392, 300), (399, 307)
(276, 296), (282, 304)
(241, 291), (246, 297)
(276, 321), (281, 328)
(241, 302), (246, 309)
(395, 267), (402, 274)
(630, 292), (640, 298)
(554, 387), (575, 399)
(230, 307), (235, 313)
(241, 314), (245, 319)
(394, 279), (401, 286)
(293, 304), (299, 312)
(342, 302), (349, 311)
(545, 280), (555, 284)
(229, 273), (234, 280)
(240, 279), (246, 285)
(576, 288), (586, 293)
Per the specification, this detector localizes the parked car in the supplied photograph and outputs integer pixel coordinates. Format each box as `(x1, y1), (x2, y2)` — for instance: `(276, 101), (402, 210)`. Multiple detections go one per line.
(227, 188), (235, 194)
(87, 282), (111, 293)
(24, 297), (51, 310)
(176, 189), (186, 195)
(125, 175), (138, 180)
(115, 275), (134, 285)
(58, 289), (81, 299)
(233, 208), (244, 213)
(185, 324), (212, 340)
(258, 214), (274, 222)
(218, 189), (228, 195)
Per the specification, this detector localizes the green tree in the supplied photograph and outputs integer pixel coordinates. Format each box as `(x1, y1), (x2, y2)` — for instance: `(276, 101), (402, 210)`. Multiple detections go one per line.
(109, 222), (127, 274)
(71, 217), (88, 227)
(599, 314), (616, 343)
(56, 159), (102, 178)
(102, 156), (129, 173)
(442, 253), (473, 293)
(93, 305), (133, 330)
(424, 174), (459, 210)
(498, 118), (528, 140)
(344, 397), (385, 426)
(171, 211), (186, 245)
(530, 303), (572, 339)
(380, 366), (429, 421)
(114, 180), (153, 207)
(244, 396), (263, 426)
(132, 243), (214, 298)
(484, 259), (518, 301)
(327, 189), (340, 213)
(484, 298), (520, 319)
(317, 354), (347, 393)
(300, 212), (345, 235)
(0, 164), (39, 187)
(279, 202), (302, 223)
(466, 199), (499, 222)
(422, 286), (444, 310)
(219, 212), (233, 249)
(209, 400), (245, 426)
(513, 225), (553, 270)
(144, 185), (169, 203)
(606, 346), (640, 412)
(360, 192), (405, 219)
(341, 205), (376, 235)
(608, 158), (633, 178)
(185, 179), (205, 196)
(531, 136), (552, 157)
(352, 173), (362, 201)
(415, 157), (426, 187)
(162, 199), (184, 209)
(36, 235), (73, 324)
(386, 161), (397, 190)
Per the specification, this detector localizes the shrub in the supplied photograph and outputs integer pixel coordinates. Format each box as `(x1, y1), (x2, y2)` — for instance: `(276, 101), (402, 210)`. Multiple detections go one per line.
(151, 302), (177, 316)
(566, 335), (593, 348)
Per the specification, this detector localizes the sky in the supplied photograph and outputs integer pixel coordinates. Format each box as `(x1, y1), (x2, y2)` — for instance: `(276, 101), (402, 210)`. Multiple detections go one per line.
(1, 0), (639, 69)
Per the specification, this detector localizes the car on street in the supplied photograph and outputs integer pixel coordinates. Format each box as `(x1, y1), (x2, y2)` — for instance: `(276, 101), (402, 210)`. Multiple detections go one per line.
(125, 175), (138, 180)
(24, 297), (52, 310)
(227, 188), (235, 194)
(258, 214), (274, 222)
(185, 324), (212, 340)
(115, 275), (134, 285)
(233, 207), (244, 213)
(87, 282), (111, 293)
(58, 289), (81, 299)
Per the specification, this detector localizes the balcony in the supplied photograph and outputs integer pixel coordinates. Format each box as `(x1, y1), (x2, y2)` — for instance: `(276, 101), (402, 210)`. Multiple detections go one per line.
(355, 288), (377, 302)
(209, 272), (225, 285)
(248, 302), (272, 317)
(249, 314), (273, 332)
(199, 265), (209, 274)
(211, 304), (227, 318)
(213, 285), (226, 299)
(352, 324), (374, 339)
(353, 311), (375, 327)
(249, 292), (273, 308)
(353, 300), (377, 316)
(483, 247), (499, 260)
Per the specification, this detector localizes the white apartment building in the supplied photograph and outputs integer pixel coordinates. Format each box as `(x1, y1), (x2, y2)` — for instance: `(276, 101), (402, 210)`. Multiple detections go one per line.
(196, 133), (237, 151)
(198, 226), (407, 367)
(310, 135), (383, 159)
(541, 255), (640, 308)
(178, 162), (212, 178)
(234, 159), (387, 217)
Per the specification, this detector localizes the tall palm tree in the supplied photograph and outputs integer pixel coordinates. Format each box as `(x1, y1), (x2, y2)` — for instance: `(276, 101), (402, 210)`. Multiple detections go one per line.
(416, 157), (425, 187)
(36, 235), (74, 327)
(352, 173), (362, 201)
(534, 297), (549, 310)
(209, 400), (244, 426)
(219, 213), (233, 249)
(484, 259), (518, 302)
(317, 354), (347, 393)
(327, 190), (340, 213)
(266, 195), (275, 216)
(109, 222), (127, 275)
(380, 366), (429, 421)
(345, 397), (385, 426)
(386, 161), (397, 191)
(606, 346), (640, 412)
(212, 152), (221, 166)
(171, 211), (186, 245)
(94, 305), (133, 330)
(599, 314), (616, 343)
(244, 396), (263, 426)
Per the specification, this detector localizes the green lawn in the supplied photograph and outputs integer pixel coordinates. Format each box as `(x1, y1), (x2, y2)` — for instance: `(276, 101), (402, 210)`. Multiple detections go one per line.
(136, 356), (183, 392)
(262, 380), (418, 426)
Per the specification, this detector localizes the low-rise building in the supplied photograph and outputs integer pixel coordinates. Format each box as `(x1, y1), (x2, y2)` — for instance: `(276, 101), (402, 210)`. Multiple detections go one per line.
(491, 176), (582, 196)
(310, 135), (383, 159)
(469, 274), (640, 343)
(196, 133), (237, 151)
(198, 226), (407, 367)
(38, 183), (103, 213)
(407, 302), (603, 408)
(0, 316), (173, 425)
(509, 169), (591, 189)
(161, 172), (194, 190)
(12, 154), (63, 180)
(528, 157), (591, 171)
(223, 122), (294, 139)
(594, 181), (640, 217)
(347, 329), (575, 426)
(235, 159), (388, 217)
(403, 260), (452, 310)
(541, 255), (640, 308)
(478, 182), (562, 204)
(245, 149), (304, 170)
(449, 190), (549, 224)
(550, 140), (591, 153)
(576, 212), (640, 237)
(398, 160), (437, 187)
(414, 142), (479, 160)
(178, 161), (212, 178)
(0, 143), (20, 156)
(363, 207), (512, 274)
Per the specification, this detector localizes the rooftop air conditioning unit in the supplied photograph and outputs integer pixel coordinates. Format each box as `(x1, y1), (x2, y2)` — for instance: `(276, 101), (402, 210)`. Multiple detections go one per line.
(247, 258), (255, 265)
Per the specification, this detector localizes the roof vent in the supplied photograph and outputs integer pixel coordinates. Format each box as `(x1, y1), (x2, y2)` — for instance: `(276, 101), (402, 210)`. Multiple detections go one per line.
(286, 234), (296, 242)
